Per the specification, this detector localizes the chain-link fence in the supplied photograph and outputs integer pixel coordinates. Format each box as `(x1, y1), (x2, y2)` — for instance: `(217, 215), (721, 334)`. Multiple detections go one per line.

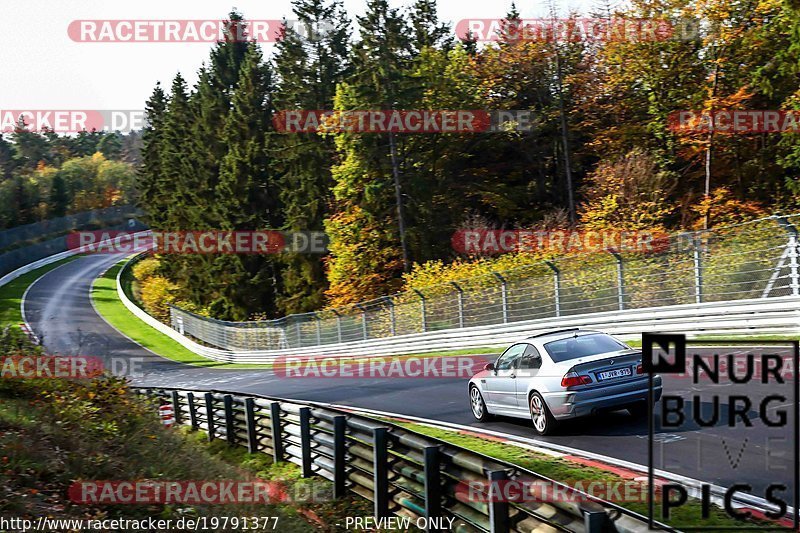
(170, 214), (800, 351)
(0, 205), (145, 278)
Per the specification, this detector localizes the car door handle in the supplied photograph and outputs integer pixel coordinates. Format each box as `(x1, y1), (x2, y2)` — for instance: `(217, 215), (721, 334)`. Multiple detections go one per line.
(509, 374), (516, 378)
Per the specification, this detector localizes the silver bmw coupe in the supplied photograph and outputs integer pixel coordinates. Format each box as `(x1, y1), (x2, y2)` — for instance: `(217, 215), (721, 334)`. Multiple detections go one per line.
(468, 329), (662, 435)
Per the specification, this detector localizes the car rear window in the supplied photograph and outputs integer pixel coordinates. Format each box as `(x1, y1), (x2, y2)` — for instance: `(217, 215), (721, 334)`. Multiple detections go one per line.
(543, 334), (628, 363)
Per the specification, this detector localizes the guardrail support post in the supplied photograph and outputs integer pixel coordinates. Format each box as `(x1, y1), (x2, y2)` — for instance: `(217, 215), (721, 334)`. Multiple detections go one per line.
(450, 282), (464, 328)
(609, 250), (625, 310)
(414, 289), (427, 332)
(299, 407), (313, 478)
(493, 272), (509, 323)
(204, 392), (215, 442)
(223, 394), (235, 445)
(356, 304), (368, 340)
(315, 314), (322, 345)
(295, 321), (302, 348)
(372, 428), (390, 518)
(333, 415), (347, 499)
(171, 391), (181, 425)
(187, 392), (199, 430)
(423, 446), (442, 530)
(545, 261), (561, 317)
(333, 310), (343, 343)
(778, 217), (800, 296)
(270, 402), (283, 462)
(693, 236), (704, 303)
(244, 398), (259, 454)
(583, 509), (608, 533)
(385, 296), (396, 336)
(487, 470), (509, 533)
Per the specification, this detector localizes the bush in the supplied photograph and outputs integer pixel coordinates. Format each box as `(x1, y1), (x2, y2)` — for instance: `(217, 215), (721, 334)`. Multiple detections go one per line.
(139, 275), (178, 322)
(131, 256), (161, 282)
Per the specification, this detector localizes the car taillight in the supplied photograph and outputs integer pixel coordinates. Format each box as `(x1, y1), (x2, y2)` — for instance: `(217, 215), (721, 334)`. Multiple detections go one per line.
(636, 364), (643, 374)
(561, 372), (592, 388)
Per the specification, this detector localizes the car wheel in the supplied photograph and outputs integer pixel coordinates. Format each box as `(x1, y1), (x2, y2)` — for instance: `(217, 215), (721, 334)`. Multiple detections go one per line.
(529, 392), (556, 436)
(470, 385), (491, 422)
(628, 401), (649, 418)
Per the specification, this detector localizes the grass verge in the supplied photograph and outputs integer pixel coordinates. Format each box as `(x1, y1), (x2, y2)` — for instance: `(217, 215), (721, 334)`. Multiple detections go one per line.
(93, 259), (503, 370)
(90, 263), (260, 368)
(624, 333), (799, 349)
(0, 257), (77, 330)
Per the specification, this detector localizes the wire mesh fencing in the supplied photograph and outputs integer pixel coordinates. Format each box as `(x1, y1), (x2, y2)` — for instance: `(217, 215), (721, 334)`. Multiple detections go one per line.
(169, 215), (800, 351)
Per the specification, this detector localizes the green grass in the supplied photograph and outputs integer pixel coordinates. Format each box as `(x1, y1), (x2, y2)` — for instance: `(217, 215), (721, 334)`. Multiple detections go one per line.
(624, 333), (799, 349)
(91, 262), (268, 369)
(94, 258), (504, 369)
(0, 257), (77, 329)
(389, 421), (780, 530)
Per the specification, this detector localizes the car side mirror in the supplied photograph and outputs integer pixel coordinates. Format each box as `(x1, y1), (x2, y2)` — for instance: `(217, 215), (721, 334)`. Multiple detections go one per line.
(484, 362), (495, 371)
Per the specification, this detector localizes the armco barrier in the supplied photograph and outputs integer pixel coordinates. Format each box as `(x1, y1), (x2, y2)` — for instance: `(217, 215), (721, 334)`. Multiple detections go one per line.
(0, 231), (150, 289)
(117, 253), (800, 363)
(135, 386), (662, 533)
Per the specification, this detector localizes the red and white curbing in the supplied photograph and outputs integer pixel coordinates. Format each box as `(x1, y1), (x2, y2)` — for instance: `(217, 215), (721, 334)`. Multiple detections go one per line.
(18, 322), (40, 345)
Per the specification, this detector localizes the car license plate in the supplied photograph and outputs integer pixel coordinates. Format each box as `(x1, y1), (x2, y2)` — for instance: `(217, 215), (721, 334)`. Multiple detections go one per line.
(597, 367), (632, 381)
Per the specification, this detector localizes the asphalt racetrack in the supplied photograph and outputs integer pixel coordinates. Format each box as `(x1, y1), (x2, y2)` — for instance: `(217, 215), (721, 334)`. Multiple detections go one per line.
(23, 252), (799, 506)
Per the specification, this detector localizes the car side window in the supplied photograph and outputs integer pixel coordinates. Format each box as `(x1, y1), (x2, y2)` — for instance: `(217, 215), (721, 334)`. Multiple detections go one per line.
(496, 344), (525, 370)
(519, 344), (542, 370)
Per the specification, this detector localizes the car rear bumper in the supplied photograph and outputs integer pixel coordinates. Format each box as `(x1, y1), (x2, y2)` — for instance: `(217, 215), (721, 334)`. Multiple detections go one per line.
(541, 376), (662, 420)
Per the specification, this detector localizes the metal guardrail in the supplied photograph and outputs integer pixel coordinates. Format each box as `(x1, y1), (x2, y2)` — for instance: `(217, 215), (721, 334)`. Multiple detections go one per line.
(0, 205), (145, 280)
(135, 386), (660, 533)
(169, 214), (800, 351)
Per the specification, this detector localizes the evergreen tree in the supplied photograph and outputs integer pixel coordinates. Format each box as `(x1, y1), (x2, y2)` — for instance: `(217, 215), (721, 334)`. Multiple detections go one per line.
(139, 82), (168, 228)
(211, 44), (277, 319)
(273, 0), (351, 314)
(49, 174), (69, 217)
(159, 73), (196, 230)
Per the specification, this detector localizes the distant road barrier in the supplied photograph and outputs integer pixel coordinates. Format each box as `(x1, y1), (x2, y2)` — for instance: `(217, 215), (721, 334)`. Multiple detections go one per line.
(135, 386), (661, 533)
(118, 252), (800, 364)
(165, 214), (800, 354)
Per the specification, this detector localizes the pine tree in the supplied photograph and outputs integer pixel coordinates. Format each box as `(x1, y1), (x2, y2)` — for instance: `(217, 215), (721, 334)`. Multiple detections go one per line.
(273, 0), (351, 314)
(49, 174), (69, 217)
(159, 73), (196, 230)
(139, 82), (168, 227)
(211, 44), (278, 319)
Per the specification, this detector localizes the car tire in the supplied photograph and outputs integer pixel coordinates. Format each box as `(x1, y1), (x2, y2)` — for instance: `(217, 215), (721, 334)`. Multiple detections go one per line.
(469, 385), (492, 422)
(628, 401), (649, 418)
(529, 392), (556, 436)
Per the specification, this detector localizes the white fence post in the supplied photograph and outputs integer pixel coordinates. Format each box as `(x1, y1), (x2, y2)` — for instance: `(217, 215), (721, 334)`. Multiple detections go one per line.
(779, 217), (800, 297)
(492, 272), (508, 323)
(450, 281), (464, 328)
(608, 250), (624, 310)
(545, 261), (561, 317)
